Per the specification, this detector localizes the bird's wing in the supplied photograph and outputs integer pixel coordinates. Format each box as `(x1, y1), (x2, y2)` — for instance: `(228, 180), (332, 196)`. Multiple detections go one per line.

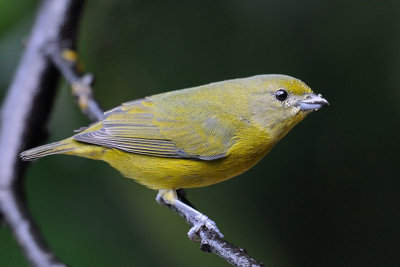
(73, 98), (238, 160)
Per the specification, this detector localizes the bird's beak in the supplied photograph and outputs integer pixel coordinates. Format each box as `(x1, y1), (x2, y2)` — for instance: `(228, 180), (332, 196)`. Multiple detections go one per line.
(297, 94), (329, 111)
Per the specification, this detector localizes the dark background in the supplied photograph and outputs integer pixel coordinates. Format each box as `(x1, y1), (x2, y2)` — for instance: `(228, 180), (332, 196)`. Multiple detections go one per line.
(1, 0), (399, 266)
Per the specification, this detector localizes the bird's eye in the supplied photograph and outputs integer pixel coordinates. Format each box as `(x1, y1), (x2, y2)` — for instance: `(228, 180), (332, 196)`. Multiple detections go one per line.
(275, 89), (288, 102)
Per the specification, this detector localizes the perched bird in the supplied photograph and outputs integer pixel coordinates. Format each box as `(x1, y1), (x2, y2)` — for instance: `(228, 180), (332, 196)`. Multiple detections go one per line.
(20, 74), (328, 239)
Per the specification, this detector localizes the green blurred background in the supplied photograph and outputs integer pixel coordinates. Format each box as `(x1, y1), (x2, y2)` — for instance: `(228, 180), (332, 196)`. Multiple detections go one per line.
(1, 0), (399, 266)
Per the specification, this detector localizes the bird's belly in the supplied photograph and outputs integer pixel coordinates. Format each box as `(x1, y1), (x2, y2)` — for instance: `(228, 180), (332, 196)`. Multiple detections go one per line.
(102, 146), (270, 190)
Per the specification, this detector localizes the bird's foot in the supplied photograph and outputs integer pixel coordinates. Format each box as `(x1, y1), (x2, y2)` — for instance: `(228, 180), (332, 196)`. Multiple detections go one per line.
(188, 214), (223, 242)
(156, 189), (224, 242)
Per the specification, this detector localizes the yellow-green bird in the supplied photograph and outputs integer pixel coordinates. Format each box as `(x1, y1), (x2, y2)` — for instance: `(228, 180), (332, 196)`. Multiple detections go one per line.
(20, 74), (328, 238)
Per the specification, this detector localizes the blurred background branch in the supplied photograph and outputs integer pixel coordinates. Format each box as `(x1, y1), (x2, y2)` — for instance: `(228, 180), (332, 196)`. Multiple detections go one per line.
(0, 0), (85, 266)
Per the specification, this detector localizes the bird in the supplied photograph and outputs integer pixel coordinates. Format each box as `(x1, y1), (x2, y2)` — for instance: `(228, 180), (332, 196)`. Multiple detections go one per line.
(20, 74), (329, 239)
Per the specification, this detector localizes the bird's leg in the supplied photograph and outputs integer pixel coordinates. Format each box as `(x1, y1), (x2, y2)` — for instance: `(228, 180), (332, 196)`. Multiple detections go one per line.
(156, 189), (224, 242)
(176, 188), (195, 208)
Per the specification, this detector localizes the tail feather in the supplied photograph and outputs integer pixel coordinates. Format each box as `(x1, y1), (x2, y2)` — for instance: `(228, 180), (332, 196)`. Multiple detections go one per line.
(20, 140), (75, 161)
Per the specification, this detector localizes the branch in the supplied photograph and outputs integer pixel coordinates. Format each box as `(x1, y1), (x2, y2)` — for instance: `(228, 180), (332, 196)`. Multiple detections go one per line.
(160, 191), (264, 267)
(0, 0), (86, 266)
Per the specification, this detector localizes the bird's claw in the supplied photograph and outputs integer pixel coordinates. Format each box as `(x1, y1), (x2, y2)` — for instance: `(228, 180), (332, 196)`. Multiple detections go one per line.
(187, 214), (224, 242)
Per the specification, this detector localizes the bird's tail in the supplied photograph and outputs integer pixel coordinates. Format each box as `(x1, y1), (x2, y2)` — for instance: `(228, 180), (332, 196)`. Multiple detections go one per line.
(20, 139), (75, 161)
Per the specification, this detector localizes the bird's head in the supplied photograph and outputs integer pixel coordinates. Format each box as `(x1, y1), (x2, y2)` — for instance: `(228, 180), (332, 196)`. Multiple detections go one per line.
(248, 74), (329, 141)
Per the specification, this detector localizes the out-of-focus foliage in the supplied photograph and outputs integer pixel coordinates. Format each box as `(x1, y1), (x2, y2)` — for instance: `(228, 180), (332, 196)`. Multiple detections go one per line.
(1, 0), (399, 266)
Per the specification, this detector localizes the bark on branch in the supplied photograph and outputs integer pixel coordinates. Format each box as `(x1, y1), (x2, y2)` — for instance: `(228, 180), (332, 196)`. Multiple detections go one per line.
(0, 0), (85, 266)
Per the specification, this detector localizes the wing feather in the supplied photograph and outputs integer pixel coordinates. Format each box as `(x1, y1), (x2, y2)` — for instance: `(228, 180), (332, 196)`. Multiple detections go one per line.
(74, 97), (237, 160)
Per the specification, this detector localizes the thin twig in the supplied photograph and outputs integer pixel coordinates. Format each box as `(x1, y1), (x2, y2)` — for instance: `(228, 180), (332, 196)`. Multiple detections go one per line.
(158, 196), (264, 267)
(0, 0), (85, 266)
(45, 42), (103, 121)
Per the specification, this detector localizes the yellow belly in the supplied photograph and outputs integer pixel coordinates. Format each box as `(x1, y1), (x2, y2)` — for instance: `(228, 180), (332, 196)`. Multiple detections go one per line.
(102, 150), (261, 189)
